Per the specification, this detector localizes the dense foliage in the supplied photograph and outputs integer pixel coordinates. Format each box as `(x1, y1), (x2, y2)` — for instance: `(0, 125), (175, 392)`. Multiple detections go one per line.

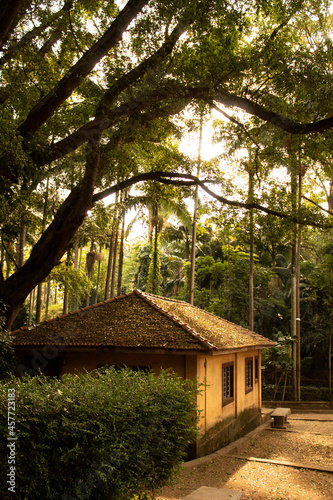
(1, 0), (333, 327)
(0, 368), (198, 499)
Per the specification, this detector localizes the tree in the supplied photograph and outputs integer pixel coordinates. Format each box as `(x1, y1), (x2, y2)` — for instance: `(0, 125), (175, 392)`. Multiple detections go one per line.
(1, 0), (333, 328)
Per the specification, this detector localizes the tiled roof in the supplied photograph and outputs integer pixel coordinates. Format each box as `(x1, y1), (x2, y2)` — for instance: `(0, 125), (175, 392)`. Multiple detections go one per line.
(12, 289), (275, 351)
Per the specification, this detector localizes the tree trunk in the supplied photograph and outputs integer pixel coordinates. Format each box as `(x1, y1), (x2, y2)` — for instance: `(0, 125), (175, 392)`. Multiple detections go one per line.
(28, 287), (35, 325)
(189, 114), (203, 305)
(0, 0), (26, 48)
(63, 248), (72, 314)
(44, 278), (51, 320)
(296, 166), (303, 401)
(63, 285), (68, 315)
(248, 164), (254, 332)
(290, 165), (298, 401)
(117, 195), (126, 296)
(1, 143), (100, 329)
(328, 177), (333, 213)
(36, 177), (50, 323)
(95, 245), (102, 304)
(110, 207), (120, 299)
(16, 228), (26, 269)
(104, 193), (119, 300)
(74, 237), (80, 270)
(329, 331), (332, 399)
(35, 282), (43, 323)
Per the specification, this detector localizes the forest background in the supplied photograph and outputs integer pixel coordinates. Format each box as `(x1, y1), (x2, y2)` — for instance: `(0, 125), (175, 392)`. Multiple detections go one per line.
(1, 0), (333, 399)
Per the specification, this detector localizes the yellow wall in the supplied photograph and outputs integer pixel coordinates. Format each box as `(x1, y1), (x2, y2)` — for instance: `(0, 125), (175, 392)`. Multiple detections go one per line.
(196, 349), (261, 434)
(62, 348), (261, 436)
(62, 349), (193, 379)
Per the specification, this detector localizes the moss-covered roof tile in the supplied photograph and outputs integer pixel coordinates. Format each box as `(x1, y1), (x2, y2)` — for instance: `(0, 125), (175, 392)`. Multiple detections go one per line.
(12, 289), (275, 351)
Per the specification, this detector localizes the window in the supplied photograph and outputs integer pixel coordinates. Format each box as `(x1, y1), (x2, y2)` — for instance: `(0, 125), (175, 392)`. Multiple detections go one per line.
(255, 356), (259, 383)
(222, 362), (234, 406)
(245, 358), (253, 393)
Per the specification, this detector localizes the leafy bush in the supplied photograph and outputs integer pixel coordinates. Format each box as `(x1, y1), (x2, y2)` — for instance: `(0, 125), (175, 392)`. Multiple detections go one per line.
(262, 384), (333, 401)
(0, 331), (17, 380)
(0, 368), (198, 499)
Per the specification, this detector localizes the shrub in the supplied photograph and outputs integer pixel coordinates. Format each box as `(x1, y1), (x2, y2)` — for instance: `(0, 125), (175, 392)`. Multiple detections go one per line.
(0, 331), (17, 380)
(262, 384), (333, 401)
(0, 368), (198, 499)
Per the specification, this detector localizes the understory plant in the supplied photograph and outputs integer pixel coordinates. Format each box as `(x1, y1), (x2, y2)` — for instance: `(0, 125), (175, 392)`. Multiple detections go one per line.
(0, 368), (198, 499)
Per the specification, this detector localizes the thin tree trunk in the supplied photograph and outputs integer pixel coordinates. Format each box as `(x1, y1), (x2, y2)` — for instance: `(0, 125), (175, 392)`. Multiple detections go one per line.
(74, 237), (79, 269)
(79, 246), (82, 268)
(16, 228), (26, 269)
(44, 278), (51, 320)
(104, 194), (119, 300)
(296, 166), (303, 401)
(329, 331), (332, 399)
(63, 249), (71, 314)
(35, 283), (43, 323)
(291, 166), (298, 401)
(36, 178), (49, 323)
(28, 288), (35, 325)
(63, 285), (68, 315)
(151, 206), (159, 294)
(282, 373), (288, 401)
(95, 245), (102, 304)
(110, 205), (120, 299)
(117, 195), (126, 296)
(104, 231), (115, 300)
(248, 162), (254, 331)
(189, 114), (203, 304)
(328, 177), (333, 213)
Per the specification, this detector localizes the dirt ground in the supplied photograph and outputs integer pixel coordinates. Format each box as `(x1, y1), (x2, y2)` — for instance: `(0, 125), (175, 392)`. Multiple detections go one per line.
(157, 412), (333, 500)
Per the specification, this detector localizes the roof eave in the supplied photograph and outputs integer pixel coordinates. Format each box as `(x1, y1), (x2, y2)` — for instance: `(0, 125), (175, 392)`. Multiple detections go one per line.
(13, 344), (210, 355)
(210, 343), (276, 355)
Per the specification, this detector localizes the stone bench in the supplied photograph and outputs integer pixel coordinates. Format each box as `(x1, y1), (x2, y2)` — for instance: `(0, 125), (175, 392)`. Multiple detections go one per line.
(271, 407), (291, 429)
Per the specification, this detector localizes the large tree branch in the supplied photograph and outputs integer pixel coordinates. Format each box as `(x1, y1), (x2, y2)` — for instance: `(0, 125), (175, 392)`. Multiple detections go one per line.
(30, 82), (333, 169)
(0, 1), (71, 67)
(3, 141), (100, 327)
(93, 171), (330, 230)
(18, 0), (150, 139)
(32, 20), (191, 166)
(96, 18), (191, 116)
(91, 171), (295, 221)
(36, 91), (192, 166)
(0, 0), (28, 48)
(208, 90), (333, 134)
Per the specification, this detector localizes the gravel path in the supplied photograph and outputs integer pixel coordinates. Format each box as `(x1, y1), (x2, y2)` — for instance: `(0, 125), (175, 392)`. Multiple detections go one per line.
(157, 412), (333, 500)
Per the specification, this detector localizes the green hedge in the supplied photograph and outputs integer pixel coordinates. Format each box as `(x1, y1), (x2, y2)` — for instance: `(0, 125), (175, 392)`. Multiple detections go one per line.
(263, 384), (332, 401)
(0, 368), (198, 500)
(0, 331), (17, 380)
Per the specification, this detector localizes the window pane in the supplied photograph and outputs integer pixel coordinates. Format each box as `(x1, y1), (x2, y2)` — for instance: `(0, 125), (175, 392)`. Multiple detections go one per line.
(245, 358), (253, 393)
(223, 363), (234, 406)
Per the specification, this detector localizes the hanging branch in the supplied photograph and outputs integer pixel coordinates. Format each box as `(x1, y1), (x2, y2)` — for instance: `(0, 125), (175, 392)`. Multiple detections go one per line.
(93, 171), (330, 227)
(209, 100), (261, 149)
(302, 195), (333, 216)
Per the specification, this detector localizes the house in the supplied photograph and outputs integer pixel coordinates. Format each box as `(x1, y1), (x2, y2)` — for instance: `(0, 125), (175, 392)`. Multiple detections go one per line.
(12, 289), (275, 457)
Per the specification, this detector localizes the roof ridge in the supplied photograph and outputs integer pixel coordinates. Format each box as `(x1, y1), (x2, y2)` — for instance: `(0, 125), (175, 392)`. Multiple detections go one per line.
(139, 290), (258, 335)
(134, 289), (216, 350)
